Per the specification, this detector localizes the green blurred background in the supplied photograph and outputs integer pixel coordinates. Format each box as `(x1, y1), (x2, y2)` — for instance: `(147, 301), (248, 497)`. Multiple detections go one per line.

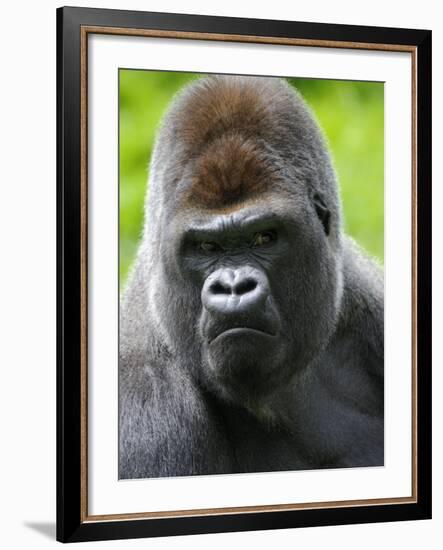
(120, 71), (384, 287)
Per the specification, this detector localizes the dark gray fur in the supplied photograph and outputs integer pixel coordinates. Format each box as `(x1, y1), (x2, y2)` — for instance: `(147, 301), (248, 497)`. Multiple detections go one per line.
(119, 76), (384, 479)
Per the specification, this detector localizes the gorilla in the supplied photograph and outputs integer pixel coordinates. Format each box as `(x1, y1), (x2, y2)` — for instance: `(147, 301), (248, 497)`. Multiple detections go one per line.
(119, 75), (384, 479)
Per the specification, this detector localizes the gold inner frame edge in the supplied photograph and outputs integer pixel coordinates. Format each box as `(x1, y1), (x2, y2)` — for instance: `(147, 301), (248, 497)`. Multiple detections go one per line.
(79, 25), (418, 523)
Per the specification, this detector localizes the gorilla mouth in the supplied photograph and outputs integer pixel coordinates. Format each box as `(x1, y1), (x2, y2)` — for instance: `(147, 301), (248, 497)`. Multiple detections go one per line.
(204, 308), (281, 345)
(211, 326), (276, 344)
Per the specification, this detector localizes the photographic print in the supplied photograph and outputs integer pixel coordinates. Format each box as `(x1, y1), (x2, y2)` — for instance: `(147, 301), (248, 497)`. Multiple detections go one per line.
(57, 7), (431, 542)
(118, 71), (385, 479)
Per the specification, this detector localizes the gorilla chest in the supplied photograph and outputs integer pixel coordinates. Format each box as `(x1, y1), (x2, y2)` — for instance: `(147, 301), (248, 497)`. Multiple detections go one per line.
(215, 369), (384, 473)
(217, 405), (309, 472)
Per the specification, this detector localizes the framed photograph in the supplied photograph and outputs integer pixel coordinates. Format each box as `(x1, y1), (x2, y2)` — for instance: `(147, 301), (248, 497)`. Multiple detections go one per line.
(56, 6), (432, 543)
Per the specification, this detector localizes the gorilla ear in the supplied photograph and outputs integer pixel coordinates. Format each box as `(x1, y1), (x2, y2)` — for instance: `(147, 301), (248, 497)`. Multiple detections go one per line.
(313, 193), (331, 236)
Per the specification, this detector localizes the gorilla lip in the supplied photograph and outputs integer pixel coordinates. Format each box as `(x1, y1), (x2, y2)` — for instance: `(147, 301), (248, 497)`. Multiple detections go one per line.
(211, 326), (276, 344)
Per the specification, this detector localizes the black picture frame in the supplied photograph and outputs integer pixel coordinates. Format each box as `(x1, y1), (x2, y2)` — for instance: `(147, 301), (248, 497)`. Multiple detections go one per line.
(57, 5), (432, 543)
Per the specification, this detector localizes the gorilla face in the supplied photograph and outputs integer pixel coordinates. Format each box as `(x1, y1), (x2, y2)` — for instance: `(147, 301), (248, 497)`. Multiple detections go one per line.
(159, 190), (342, 404)
(148, 76), (344, 405)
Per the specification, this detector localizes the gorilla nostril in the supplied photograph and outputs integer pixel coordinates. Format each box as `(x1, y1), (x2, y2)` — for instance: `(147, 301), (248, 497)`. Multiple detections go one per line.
(234, 278), (258, 296)
(210, 281), (231, 295)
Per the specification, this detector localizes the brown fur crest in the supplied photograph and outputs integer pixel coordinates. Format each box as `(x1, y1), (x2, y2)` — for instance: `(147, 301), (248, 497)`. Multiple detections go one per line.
(178, 76), (288, 208)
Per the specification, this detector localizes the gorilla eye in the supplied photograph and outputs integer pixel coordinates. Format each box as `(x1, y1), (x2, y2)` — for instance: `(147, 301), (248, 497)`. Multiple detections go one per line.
(198, 241), (221, 253)
(251, 231), (276, 247)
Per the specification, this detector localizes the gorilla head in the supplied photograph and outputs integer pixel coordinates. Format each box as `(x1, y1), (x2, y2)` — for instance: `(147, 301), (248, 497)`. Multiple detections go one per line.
(135, 75), (344, 406)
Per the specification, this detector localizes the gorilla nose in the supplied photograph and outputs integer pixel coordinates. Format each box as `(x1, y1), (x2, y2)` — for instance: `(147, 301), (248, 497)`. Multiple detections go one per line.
(202, 267), (269, 316)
